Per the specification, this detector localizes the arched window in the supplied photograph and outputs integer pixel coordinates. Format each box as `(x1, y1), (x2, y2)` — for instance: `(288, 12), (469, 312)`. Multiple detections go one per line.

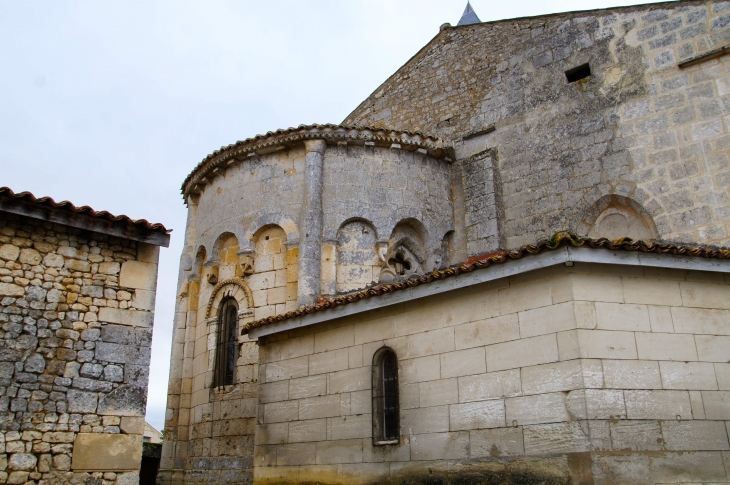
(372, 347), (399, 445)
(214, 297), (238, 387)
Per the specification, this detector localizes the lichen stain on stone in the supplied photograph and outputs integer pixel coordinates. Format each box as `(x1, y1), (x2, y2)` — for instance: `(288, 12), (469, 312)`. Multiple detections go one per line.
(603, 66), (622, 85)
(390, 467), (571, 485)
(258, 462), (573, 485)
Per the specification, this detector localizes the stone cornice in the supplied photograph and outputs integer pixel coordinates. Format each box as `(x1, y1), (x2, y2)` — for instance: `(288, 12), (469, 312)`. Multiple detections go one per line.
(181, 124), (450, 200)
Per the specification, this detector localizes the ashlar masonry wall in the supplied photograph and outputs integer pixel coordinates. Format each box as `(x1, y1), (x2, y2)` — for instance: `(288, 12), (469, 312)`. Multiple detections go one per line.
(160, 139), (455, 484)
(346, 0), (730, 251)
(0, 213), (159, 485)
(255, 262), (730, 485)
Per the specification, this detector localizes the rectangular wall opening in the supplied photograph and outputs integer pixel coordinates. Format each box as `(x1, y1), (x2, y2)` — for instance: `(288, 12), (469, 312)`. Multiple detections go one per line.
(565, 63), (591, 83)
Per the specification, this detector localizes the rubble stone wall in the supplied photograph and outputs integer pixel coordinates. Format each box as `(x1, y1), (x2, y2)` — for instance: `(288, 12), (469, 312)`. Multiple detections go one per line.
(345, 0), (730, 250)
(0, 213), (159, 484)
(254, 262), (730, 484)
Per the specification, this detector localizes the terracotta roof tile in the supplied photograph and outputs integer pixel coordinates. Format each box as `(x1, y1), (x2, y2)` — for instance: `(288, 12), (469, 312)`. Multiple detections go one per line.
(0, 187), (170, 234)
(244, 231), (730, 333)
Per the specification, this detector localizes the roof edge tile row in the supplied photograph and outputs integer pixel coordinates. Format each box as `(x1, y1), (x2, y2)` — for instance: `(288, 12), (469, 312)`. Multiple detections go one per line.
(244, 231), (730, 333)
(0, 187), (171, 239)
(181, 124), (448, 200)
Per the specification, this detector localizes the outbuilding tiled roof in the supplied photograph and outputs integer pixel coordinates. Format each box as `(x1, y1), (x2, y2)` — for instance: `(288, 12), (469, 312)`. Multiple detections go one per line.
(0, 187), (170, 234)
(181, 123), (447, 199)
(243, 231), (730, 333)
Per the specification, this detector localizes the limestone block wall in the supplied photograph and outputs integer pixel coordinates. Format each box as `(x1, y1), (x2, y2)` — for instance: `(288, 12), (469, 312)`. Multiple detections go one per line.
(345, 0), (730, 250)
(334, 221), (381, 294)
(0, 213), (159, 485)
(453, 149), (502, 256)
(254, 262), (730, 484)
(161, 137), (456, 484)
(193, 147), (306, 257)
(321, 145), (454, 294)
(321, 144), (453, 250)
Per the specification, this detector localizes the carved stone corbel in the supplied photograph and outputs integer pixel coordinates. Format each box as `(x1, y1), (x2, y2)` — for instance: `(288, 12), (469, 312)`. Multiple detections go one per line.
(204, 259), (220, 285)
(236, 250), (255, 277)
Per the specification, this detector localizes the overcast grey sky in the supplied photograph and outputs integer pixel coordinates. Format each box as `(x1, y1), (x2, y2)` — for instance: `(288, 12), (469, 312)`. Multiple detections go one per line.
(1, 0), (672, 431)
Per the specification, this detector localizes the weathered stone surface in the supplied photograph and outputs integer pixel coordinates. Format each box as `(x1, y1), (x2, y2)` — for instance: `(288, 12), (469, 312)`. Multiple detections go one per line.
(57, 246), (87, 260)
(97, 385), (146, 416)
(42, 252), (63, 267)
(116, 472), (142, 485)
(24, 354), (45, 374)
(71, 433), (142, 471)
(95, 342), (150, 365)
(119, 261), (158, 290)
(25, 285), (46, 301)
(64, 259), (91, 272)
(0, 283), (24, 297)
(18, 248), (41, 265)
(104, 364), (125, 383)
(99, 261), (121, 275)
(0, 244), (20, 262)
(7, 453), (36, 471)
(67, 390), (98, 413)
(99, 307), (154, 327)
(119, 416), (145, 435)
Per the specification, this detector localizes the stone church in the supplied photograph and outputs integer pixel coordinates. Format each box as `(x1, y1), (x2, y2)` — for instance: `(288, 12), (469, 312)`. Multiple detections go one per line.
(159, 1), (730, 483)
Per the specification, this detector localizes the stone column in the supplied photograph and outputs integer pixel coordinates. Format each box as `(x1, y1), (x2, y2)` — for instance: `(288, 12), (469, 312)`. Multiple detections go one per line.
(298, 139), (326, 306)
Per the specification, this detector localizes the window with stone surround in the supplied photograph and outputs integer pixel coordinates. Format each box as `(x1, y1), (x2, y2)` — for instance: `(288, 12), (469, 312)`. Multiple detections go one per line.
(214, 296), (238, 387)
(372, 347), (399, 445)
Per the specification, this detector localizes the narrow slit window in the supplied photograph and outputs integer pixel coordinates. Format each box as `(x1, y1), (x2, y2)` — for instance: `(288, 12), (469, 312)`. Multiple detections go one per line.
(372, 348), (399, 445)
(214, 297), (238, 387)
(565, 63), (591, 83)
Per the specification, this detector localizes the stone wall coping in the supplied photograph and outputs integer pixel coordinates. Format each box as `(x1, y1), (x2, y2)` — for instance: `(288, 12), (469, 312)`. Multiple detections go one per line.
(247, 232), (730, 338)
(181, 123), (451, 200)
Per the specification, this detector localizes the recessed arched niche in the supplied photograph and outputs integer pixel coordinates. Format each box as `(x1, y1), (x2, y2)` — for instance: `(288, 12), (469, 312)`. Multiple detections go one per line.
(213, 233), (241, 282)
(585, 197), (657, 241)
(380, 219), (428, 283)
(336, 220), (379, 293)
(250, 225), (297, 317)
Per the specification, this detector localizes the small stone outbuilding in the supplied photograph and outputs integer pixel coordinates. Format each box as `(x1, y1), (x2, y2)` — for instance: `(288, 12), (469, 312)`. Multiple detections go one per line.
(0, 187), (170, 485)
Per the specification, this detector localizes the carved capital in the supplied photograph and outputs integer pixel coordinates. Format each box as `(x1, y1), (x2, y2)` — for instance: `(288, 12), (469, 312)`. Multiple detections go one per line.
(304, 139), (326, 154)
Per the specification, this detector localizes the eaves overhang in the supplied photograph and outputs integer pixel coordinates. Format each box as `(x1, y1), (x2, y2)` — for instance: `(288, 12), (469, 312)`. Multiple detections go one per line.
(246, 232), (730, 339)
(0, 187), (171, 248)
(181, 124), (450, 200)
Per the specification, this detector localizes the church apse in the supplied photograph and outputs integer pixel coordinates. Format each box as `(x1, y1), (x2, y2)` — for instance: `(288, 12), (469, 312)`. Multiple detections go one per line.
(161, 1), (730, 482)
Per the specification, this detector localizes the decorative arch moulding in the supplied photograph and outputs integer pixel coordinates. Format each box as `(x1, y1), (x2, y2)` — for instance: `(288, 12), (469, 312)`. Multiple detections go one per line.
(205, 278), (254, 319)
(181, 124), (453, 200)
